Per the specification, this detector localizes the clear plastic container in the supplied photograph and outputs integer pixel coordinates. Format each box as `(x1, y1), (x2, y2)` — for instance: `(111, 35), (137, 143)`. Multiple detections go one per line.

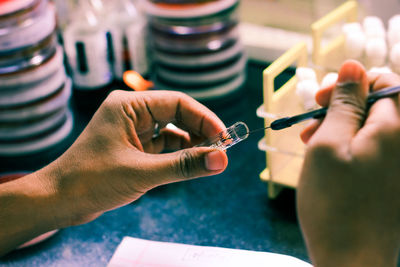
(197, 121), (249, 150)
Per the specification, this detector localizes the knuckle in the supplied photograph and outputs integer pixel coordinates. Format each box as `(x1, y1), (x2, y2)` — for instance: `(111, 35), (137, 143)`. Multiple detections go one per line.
(176, 91), (194, 103)
(106, 90), (128, 106)
(176, 149), (198, 179)
(175, 91), (189, 99)
(376, 122), (400, 146)
(384, 121), (400, 135)
(103, 91), (121, 108)
(95, 90), (136, 128)
(331, 93), (365, 118)
(307, 139), (350, 163)
(334, 82), (365, 104)
(159, 90), (187, 100)
(307, 139), (336, 157)
(374, 73), (400, 88)
(107, 89), (123, 100)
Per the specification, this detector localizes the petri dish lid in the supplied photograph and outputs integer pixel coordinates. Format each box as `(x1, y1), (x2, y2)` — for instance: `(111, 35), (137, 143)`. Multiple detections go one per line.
(0, 0), (47, 35)
(0, 3), (55, 51)
(0, 110), (73, 156)
(0, 45), (63, 87)
(150, 19), (237, 36)
(0, 34), (57, 75)
(0, 67), (66, 107)
(143, 0), (238, 19)
(153, 39), (243, 68)
(156, 52), (246, 86)
(0, 107), (67, 140)
(0, 0), (37, 17)
(148, 3), (238, 29)
(155, 71), (245, 101)
(0, 78), (71, 122)
(150, 24), (239, 54)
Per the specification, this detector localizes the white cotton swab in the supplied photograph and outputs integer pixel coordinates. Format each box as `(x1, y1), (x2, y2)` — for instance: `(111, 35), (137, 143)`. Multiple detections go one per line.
(369, 66), (393, 74)
(296, 80), (320, 110)
(363, 16), (386, 39)
(344, 30), (366, 59)
(320, 72), (338, 89)
(342, 22), (363, 35)
(363, 16), (385, 29)
(295, 67), (317, 82)
(390, 43), (400, 74)
(388, 15), (400, 31)
(388, 15), (400, 48)
(388, 27), (400, 48)
(365, 38), (387, 67)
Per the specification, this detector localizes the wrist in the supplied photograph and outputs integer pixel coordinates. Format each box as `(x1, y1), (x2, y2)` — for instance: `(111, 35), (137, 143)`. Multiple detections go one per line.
(35, 162), (72, 229)
(0, 170), (61, 255)
(42, 155), (105, 228)
(38, 158), (91, 228)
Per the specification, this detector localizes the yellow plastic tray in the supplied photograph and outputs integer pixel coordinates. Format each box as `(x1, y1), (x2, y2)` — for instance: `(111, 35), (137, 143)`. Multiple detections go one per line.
(257, 1), (358, 199)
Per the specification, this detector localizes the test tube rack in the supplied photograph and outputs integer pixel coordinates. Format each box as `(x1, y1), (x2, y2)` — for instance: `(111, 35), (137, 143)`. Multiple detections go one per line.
(257, 1), (358, 198)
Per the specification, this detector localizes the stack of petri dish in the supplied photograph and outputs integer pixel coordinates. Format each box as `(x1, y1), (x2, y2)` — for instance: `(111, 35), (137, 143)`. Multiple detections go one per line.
(0, 0), (73, 156)
(144, 0), (246, 102)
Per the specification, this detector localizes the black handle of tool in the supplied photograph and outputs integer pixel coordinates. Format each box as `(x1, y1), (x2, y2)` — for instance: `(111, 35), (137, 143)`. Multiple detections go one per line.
(270, 108), (327, 130)
(269, 85), (400, 131)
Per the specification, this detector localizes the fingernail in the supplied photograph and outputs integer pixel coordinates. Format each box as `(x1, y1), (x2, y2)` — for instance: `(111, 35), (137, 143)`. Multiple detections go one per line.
(205, 150), (225, 171)
(338, 60), (365, 84)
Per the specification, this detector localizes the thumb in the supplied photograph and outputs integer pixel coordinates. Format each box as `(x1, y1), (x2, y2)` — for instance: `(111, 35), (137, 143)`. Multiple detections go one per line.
(311, 60), (368, 147)
(138, 148), (228, 186)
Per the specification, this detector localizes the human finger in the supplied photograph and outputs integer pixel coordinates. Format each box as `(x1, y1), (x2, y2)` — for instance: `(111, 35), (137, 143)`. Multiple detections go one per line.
(316, 72), (400, 108)
(315, 83), (335, 107)
(364, 72), (400, 126)
(310, 60), (369, 149)
(300, 119), (323, 144)
(131, 147), (229, 186)
(125, 91), (226, 139)
(143, 128), (191, 154)
(368, 72), (400, 91)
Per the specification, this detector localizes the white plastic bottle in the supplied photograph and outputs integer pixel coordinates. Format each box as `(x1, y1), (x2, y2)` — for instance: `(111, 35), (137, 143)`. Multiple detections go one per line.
(63, 0), (113, 89)
(106, 0), (148, 79)
(126, 4), (149, 78)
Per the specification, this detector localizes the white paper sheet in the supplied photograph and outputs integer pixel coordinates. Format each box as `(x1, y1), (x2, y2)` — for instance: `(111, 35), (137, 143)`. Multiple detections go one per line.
(108, 237), (312, 267)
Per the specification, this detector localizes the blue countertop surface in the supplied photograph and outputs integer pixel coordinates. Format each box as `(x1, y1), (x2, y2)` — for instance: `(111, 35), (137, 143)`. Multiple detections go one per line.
(0, 62), (310, 266)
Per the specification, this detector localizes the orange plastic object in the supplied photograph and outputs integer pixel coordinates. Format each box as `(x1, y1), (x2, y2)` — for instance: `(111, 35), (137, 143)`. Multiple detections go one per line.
(123, 70), (154, 91)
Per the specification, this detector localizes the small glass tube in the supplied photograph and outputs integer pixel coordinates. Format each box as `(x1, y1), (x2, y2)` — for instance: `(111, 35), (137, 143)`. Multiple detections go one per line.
(197, 122), (249, 150)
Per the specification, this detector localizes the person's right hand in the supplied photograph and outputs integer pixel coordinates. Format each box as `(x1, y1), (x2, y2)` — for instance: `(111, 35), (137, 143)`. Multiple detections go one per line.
(297, 60), (400, 267)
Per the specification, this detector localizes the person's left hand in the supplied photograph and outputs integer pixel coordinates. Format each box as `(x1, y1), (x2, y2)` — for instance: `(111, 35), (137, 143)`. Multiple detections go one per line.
(0, 90), (230, 256)
(39, 90), (229, 227)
